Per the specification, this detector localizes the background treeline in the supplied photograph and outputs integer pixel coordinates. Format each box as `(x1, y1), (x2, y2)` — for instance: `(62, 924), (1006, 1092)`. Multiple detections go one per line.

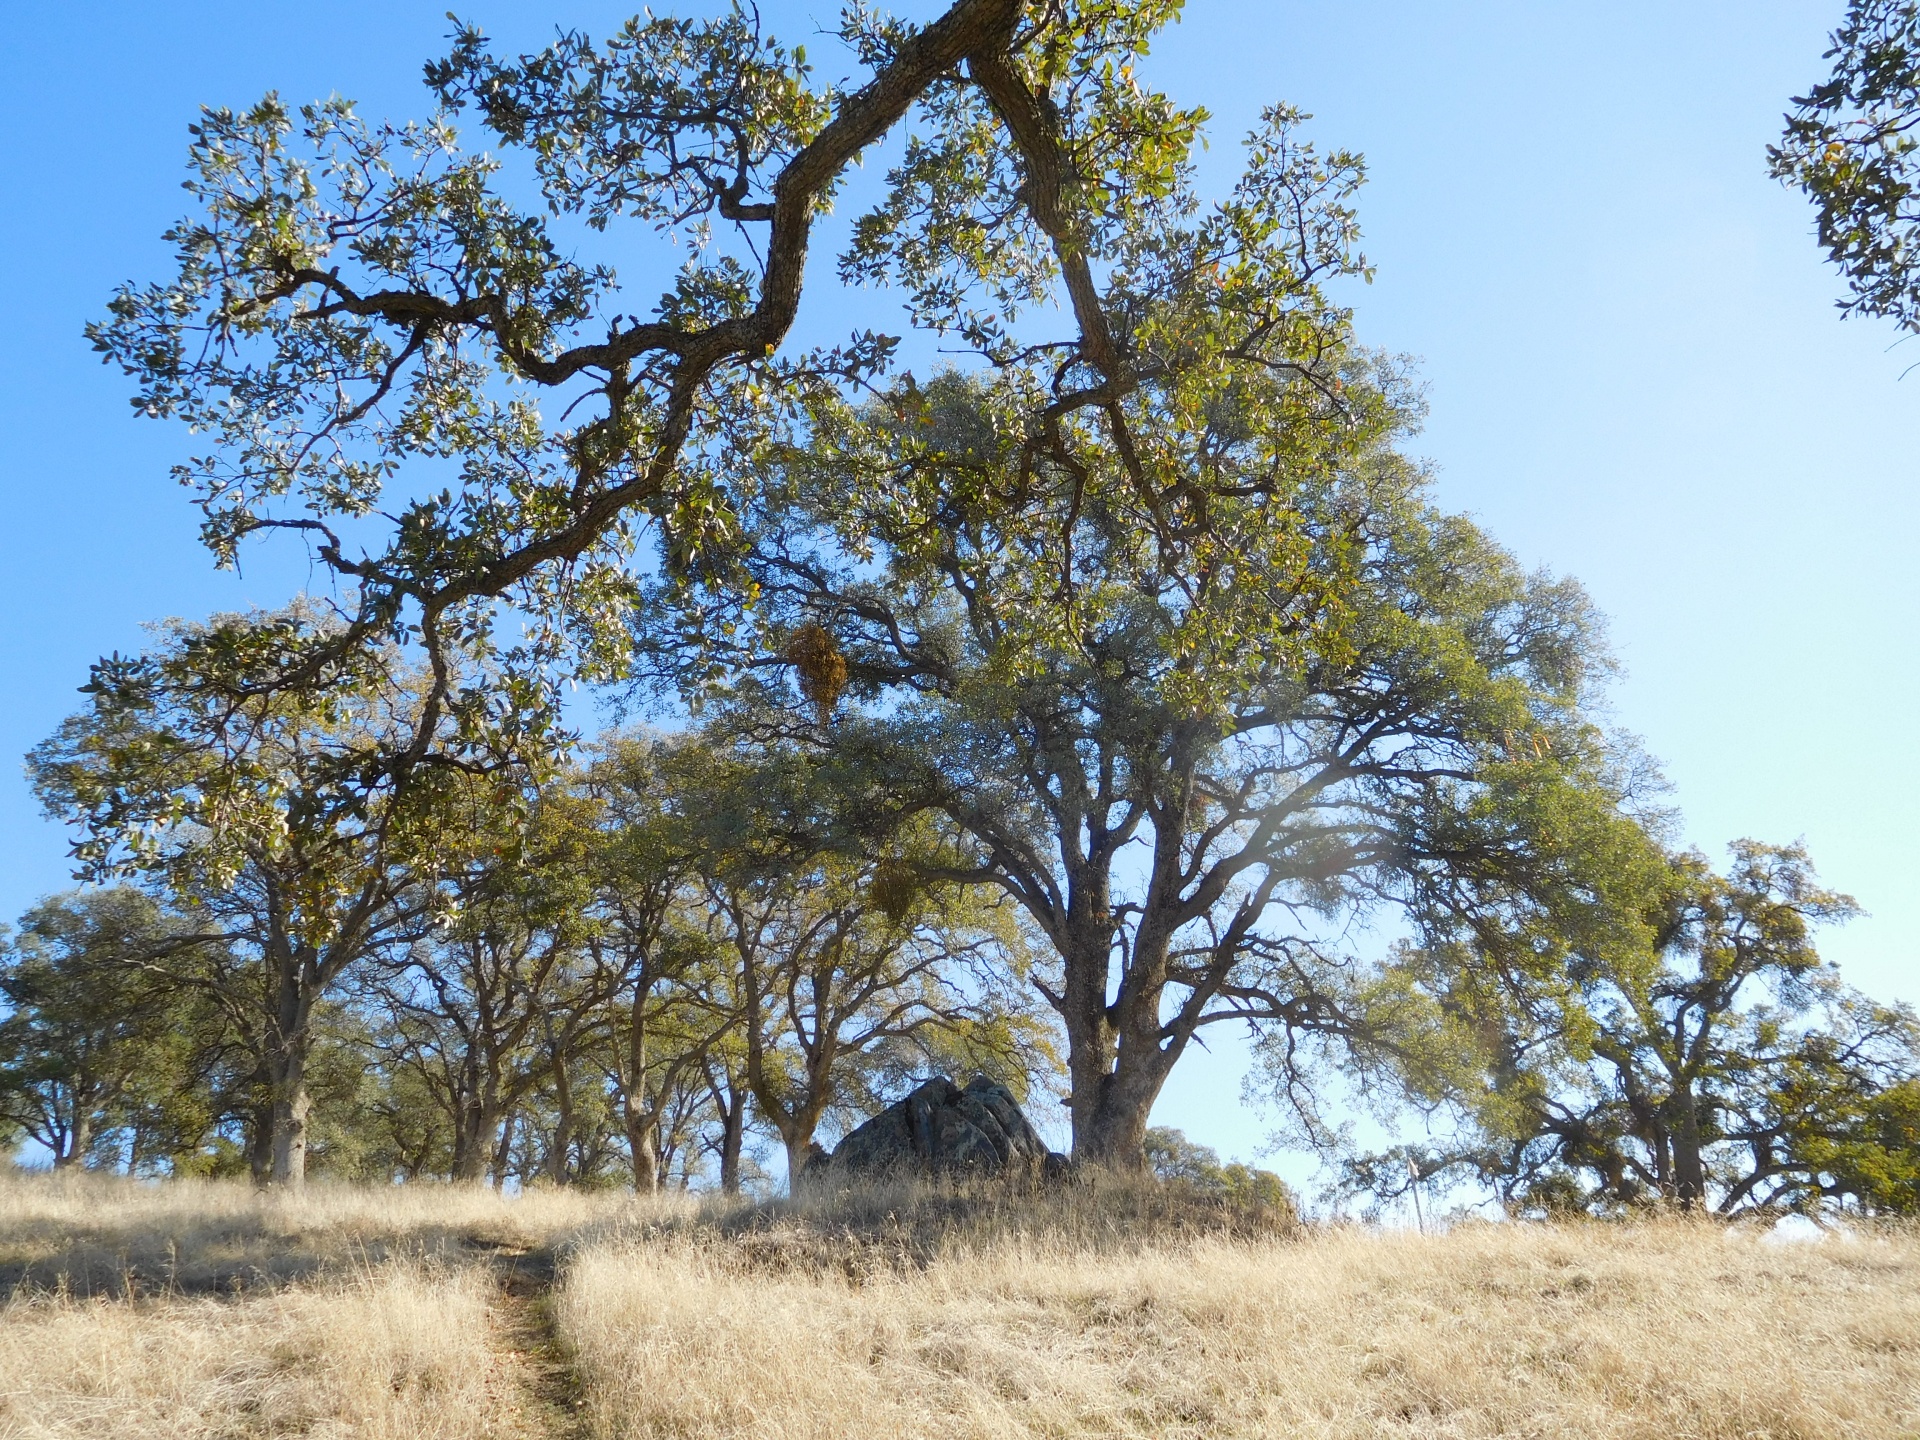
(5, 649), (1917, 1214)
(1, 731), (1056, 1191)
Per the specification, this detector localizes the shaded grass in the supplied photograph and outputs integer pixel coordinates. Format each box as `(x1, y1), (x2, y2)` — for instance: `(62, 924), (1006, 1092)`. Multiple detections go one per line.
(0, 1169), (663, 1297)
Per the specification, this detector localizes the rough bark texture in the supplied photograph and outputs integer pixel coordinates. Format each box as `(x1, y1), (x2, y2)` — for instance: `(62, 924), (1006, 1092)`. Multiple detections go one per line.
(266, 960), (317, 1188)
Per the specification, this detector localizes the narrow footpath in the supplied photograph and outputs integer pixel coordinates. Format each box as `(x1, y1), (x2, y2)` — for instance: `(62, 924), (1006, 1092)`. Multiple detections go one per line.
(470, 1239), (595, 1440)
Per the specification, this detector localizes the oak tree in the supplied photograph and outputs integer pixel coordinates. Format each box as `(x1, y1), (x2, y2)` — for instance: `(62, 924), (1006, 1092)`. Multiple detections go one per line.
(29, 609), (471, 1184)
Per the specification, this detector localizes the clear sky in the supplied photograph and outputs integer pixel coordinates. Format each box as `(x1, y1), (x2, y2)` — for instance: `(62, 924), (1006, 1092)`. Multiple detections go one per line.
(1, 2), (1912, 1179)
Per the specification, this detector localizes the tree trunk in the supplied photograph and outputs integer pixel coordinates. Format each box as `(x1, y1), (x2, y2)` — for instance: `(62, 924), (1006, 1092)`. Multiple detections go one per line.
(718, 1079), (745, 1196)
(629, 1118), (659, 1193)
(1082, 1074), (1157, 1169)
(1673, 1087), (1708, 1210)
(1058, 912), (1180, 1170)
(266, 1027), (313, 1188)
(269, 1070), (311, 1187)
(243, 1054), (275, 1184)
(265, 948), (319, 1188)
(784, 1130), (816, 1197)
(547, 1055), (574, 1186)
(451, 1100), (494, 1184)
(1059, 920), (1140, 1165)
(491, 1109), (518, 1188)
(53, 1110), (91, 1169)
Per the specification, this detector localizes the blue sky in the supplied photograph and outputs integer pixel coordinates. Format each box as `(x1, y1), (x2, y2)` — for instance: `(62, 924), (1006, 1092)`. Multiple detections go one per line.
(1, 2), (1913, 1178)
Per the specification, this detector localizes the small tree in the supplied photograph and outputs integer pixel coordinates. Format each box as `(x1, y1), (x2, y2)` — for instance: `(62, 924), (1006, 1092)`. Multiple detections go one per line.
(0, 889), (209, 1169)
(29, 609), (480, 1185)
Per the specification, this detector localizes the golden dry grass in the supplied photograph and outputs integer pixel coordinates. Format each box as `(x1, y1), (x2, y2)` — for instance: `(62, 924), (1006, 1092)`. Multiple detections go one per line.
(0, 1261), (525, 1440)
(0, 1169), (654, 1296)
(0, 1171), (660, 1440)
(3, 1172), (1917, 1440)
(559, 1219), (1920, 1440)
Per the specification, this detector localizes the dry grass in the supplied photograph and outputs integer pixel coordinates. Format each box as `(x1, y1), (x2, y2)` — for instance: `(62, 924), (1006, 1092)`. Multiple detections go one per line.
(0, 1171), (658, 1439)
(3, 1172), (1917, 1439)
(0, 1169), (656, 1296)
(662, 1172), (1297, 1281)
(0, 1260), (525, 1440)
(559, 1218), (1920, 1440)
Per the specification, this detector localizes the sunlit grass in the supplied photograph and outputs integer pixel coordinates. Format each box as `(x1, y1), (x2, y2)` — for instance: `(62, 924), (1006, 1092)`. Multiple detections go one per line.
(2, 1171), (1915, 1439)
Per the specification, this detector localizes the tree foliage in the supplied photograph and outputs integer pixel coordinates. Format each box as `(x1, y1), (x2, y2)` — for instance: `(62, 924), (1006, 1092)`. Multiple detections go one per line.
(1342, 842), (1920, 1219)
(0, 890), (226, 1170)
(29, 608), (478, 1184)
(84, 0), (1298, 797)
(1772, 0), (1920, 331)
(640, 351), (1633, 1168)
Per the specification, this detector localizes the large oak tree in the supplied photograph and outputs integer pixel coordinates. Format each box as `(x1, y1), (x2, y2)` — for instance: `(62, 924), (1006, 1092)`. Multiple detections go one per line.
(641, 349), (1629, 1166)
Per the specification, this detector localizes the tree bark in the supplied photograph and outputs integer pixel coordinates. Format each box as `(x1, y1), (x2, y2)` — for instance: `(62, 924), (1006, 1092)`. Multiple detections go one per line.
(1673, 1086), (1708, 1210)
(53, 1110), (91, 1169)
(717, 1075), (745, 1196)
(262, 934), (325, 1188)
(269, 1062), (312, 1187)
(247, 1072), (274, 1186)
(547, 1051), (575, 1186)
(266, 1015), (314, 1186)
(628, 1127), (659, 1193)
(783, 1130), (816, 1197)
(491, 1109), (518, 1188)
(451, 1097), (495, 1183)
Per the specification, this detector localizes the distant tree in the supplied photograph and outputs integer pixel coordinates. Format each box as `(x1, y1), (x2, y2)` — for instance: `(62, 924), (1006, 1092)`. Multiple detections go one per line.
(1344, 841), (1920, 1218)
(28, 608), (484, 1185)
(703, 844), (1036, 1188)
(698, 1042), (755, 1195)
(359, 789), (596, 1185)
(681, 743), (1052, 1185)
(0, 889), (209, 1169)
(1771, 1), (1920, 331)
(1144, 1126), (1295, 1213)
(577, 736), (727, 1193)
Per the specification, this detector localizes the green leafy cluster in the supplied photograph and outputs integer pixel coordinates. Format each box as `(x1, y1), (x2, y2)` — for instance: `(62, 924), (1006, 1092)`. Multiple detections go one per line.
(1772, 0), (1920, 331)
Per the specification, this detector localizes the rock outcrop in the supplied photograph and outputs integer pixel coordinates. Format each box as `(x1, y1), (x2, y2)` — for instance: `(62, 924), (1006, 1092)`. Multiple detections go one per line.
(811, 1075), (1067, 1182)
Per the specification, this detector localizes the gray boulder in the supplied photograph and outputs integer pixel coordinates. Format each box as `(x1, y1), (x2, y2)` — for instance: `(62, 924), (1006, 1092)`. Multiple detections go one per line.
(817, 1075), (1065, 1181)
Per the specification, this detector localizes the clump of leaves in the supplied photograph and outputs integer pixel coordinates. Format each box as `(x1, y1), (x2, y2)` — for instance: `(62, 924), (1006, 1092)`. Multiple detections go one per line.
(868, 856), (920, 925)
(783, 622), (847, 724)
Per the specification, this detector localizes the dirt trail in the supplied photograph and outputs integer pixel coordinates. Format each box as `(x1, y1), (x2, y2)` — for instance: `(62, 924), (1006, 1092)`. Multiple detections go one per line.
(469, 1239), (594, 1440)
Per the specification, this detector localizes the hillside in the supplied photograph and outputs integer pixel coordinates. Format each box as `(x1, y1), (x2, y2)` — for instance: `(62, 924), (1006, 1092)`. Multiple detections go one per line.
(1, 1173), (1915, 1439)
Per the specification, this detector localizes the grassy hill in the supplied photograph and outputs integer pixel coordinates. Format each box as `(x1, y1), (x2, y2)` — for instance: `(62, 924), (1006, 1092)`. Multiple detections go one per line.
(1, 1172), (1915, 1439)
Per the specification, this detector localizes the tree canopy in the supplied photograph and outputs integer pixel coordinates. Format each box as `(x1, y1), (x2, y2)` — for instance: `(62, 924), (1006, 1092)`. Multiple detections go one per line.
(86, 0), (1311, 797)
(1339, 842), (1920, 1218)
